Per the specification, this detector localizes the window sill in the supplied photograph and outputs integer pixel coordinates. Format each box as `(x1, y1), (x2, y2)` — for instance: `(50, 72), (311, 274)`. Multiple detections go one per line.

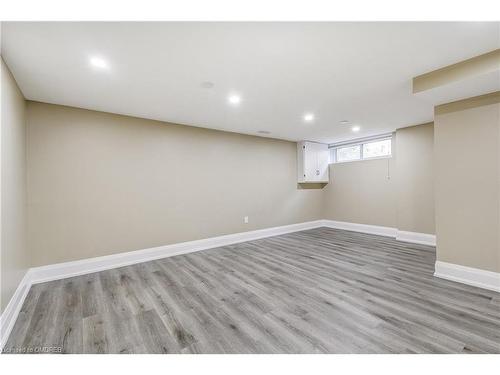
(331, 155), (392, 165)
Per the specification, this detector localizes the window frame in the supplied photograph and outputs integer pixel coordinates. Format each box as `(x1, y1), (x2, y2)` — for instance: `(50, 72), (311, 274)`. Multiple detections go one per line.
(330, 134), (393, 164)
(334, 144), (362, 163)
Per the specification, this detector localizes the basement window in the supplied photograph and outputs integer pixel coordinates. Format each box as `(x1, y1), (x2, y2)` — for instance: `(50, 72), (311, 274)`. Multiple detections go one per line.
(330, 134), (392, 163)
(336, 144), (361, 162)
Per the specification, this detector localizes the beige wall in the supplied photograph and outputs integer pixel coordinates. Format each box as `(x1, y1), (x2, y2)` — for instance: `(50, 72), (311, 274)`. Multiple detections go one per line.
(323, 157), (397, 228)
(413, 49), (500, 93)
(323, 124), (435, 235)
(434, 95), (500, 272)
(1, 58), (496, 311)
(396, 123), (435, 234)
(1, 58), (28, 313)
(27, 102), (438, 268)
(27, 102), (324, 266)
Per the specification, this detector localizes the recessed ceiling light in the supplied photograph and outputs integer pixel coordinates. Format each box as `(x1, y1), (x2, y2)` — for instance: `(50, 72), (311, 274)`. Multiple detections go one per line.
(351, 125), (361, 132)
(89, 56), (109, 69)
(303, 113), (315, 123)
(201, 81), (214, 89)
(340, 120), (349, 125)
(258, 130), (271, 134)
(228, 94), (242, 105)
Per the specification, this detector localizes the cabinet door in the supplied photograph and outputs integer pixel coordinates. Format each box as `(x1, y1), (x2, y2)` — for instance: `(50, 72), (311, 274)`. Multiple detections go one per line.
(297, 143), (305, 182)
(298, 141), (329, 183)
(304, 143), (317, 181)
(308, 142), (321, 181)
(309, 142), (328, 181)
(317, 143), (330, 182)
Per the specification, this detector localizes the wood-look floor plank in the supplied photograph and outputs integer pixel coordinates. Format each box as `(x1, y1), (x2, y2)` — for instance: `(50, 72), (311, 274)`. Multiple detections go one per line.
(4, 227), (500, 353)
(82, 314), (108, 354)
(48, 277), (83, 353)
(20, 281), (63, 352)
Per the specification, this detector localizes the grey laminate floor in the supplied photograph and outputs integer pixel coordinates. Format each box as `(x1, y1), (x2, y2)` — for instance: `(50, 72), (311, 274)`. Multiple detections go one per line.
(5, 227), (500, 353)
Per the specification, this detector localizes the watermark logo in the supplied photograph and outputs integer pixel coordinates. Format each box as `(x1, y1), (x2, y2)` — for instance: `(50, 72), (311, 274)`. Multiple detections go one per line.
(1, 346), (63, 354)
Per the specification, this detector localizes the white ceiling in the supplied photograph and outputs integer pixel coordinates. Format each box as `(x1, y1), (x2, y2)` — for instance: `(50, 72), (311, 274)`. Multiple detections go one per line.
(2, 22), (499, 143)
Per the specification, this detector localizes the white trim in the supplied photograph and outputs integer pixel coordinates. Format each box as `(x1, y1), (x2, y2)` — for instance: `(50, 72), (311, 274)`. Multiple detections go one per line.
(0, 270), (32, 350)
(329, 133), (393, 165)
(323, 220), (436, 246)
(323, 219), (397, 237)
(0, 218), (453, 349)
(29, 220), (324, 285)
(434, 261), (500, 293)
(331, 154), (392, 165)
(0, 220), (323, 348)
(396, 230), (436, 246)
(329, 133), (393, 148)
(32, 219), (428, 287)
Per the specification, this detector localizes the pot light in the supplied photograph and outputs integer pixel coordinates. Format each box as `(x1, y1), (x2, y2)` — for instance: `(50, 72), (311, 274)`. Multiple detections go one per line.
(303, 113), (315, 123)
(89, 56), (109, 70)
(351, 125), (361, 132)
(228, 94), (242, 105)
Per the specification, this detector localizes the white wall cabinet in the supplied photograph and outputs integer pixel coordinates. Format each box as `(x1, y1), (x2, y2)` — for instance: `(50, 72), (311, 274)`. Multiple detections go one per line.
(297, 141), (330, 183)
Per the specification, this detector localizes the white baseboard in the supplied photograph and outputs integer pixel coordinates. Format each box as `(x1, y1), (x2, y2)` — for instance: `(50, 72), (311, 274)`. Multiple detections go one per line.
(434, 261), (500, 293)
(0, 270), (32, 350)
(396, 230), (436, 246)
(0, 218), (445, 349)
(323, 220), (436, 246)
(322, 220), (397, 237)
(29, 220), (324, 284)
(0, 220), (323, 348)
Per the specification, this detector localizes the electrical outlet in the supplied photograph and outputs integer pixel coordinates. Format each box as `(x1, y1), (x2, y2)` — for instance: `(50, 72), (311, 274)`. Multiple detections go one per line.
(244, 216), (249, 224)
